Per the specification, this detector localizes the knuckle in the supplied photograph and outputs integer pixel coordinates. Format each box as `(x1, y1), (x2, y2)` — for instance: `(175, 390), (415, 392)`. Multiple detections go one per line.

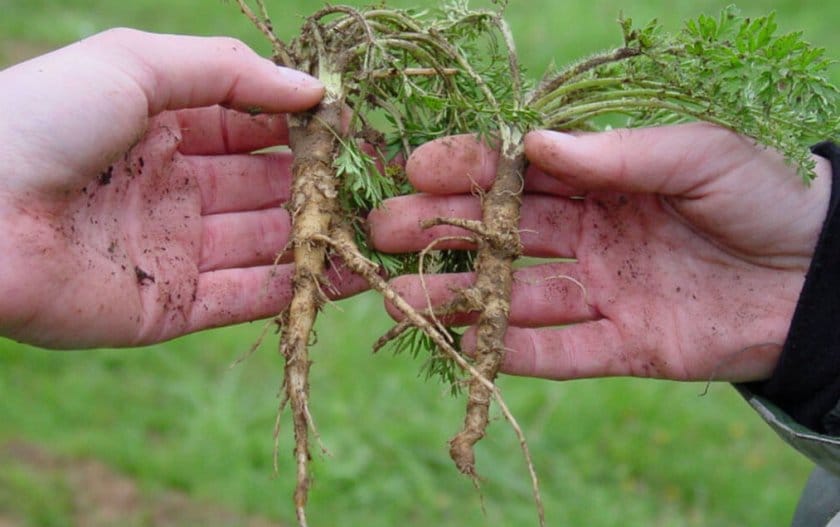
(209, 35), (255, 56)
(92, 27), (145, 44)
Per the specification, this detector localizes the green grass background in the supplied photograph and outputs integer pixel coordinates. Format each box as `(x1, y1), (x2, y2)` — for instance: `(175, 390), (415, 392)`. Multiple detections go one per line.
(0, 1), (837, 525)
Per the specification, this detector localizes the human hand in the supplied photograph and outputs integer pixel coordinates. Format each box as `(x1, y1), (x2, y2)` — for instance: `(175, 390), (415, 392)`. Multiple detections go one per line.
(0, 29), (367, 349)
(369, 124), (832, 382)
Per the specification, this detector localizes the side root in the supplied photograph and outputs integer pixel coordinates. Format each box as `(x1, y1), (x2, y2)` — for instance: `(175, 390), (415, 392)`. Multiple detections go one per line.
(314, 226), (545, 526)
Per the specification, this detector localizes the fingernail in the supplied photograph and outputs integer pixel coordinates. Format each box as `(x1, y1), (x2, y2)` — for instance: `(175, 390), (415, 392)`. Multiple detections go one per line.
(528, 130), (575, 143)
(278, 66), (324, 91)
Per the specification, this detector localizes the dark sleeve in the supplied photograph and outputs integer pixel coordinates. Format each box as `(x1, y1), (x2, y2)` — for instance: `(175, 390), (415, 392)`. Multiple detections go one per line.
(745, 142), (840, 434)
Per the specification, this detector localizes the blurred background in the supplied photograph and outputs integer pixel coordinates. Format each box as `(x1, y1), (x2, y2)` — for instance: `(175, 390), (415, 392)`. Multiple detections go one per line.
(0, 1), (837, 526)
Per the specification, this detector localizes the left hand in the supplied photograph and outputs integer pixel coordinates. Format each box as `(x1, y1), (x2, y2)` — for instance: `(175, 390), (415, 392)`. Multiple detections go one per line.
(0, 29), (368, 349)
(368, 127), (830, 383)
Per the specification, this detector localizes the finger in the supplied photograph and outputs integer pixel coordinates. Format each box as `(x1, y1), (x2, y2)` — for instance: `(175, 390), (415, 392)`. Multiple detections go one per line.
(188, 261), (369, 332)
(370, 193), (581, 257)
(199, 209), (291, 272)
(406, 134), (579, 196)
(180, 152), (292, 214)
(86, 29), (323, 115)
(176, 106), (291, 155)
(387, 272), (477, 325)
(461, 321), (637, 380)
(385, 262), (596, 327)
(525, 165), (582, 196)
(511, 263), (597, 325)
(406, 135), (498, 193)
(370, 194), (482, 253)
(524, 123), (751, 196)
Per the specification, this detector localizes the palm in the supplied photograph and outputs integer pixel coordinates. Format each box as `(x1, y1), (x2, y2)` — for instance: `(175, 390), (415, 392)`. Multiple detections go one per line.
(60, 113), (203, 345)
(535, 189), (802, 381)
(2, 110), (295, 348)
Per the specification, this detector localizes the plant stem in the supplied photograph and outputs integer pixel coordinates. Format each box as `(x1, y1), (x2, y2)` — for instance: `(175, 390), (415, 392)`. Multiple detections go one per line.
(541, 86), (702, 115)
(544, 97), (732, 129)
(234, 0), (290, 65)
(533, 77), (627, 106)
(529, 47), (642, 104)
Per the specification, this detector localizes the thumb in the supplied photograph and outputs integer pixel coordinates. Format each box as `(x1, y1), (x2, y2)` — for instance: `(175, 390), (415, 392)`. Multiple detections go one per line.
(524, 123), (753, 196)
(0, 29), (323, 196)
(82, 28), (323, 115)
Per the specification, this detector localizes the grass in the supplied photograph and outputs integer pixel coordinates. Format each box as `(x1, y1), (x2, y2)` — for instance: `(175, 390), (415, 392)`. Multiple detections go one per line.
(0, 295), (815, 526)
(1, 1), (837, 526)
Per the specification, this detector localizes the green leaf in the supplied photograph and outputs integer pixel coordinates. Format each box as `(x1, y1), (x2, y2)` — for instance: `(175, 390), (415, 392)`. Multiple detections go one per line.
(533, 5), (838, 182)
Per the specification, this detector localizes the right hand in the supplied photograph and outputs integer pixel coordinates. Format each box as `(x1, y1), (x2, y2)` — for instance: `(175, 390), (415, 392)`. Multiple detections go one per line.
(0, 29), (368, 349)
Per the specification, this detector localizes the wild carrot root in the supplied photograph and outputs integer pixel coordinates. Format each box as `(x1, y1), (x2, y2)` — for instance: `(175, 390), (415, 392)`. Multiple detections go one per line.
(418, 135), (527, 478)
(447, 142), (526, 477)
(281, 99), (344, 527)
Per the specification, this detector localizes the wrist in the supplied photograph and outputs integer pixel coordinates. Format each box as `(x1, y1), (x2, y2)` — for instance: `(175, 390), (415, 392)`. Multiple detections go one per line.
(746, 141), (840, 434)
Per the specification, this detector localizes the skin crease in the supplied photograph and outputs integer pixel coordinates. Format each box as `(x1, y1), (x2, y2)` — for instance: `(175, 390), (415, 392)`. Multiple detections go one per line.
(368, 125), (833, 383)
(0, 29), (369, 349)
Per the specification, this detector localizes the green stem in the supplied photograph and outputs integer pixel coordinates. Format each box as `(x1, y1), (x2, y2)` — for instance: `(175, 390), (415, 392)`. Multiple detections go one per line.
(364, 9), (424, 32)
(369, 88), (412, 155)
(531, 77), (629, 110)
(528, 46), (642, 105)
(540, 86), (702, 116)
(493, 14), (524, 105)
(544, 97), (734, 129)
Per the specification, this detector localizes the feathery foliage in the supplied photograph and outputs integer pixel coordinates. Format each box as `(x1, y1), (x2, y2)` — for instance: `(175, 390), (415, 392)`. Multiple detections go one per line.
(532, 6), (838, 180)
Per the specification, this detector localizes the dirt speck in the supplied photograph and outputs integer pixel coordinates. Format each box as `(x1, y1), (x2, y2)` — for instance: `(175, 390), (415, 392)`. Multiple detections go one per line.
(98, 166), (114, 186)
(134, 266), (155, 285)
